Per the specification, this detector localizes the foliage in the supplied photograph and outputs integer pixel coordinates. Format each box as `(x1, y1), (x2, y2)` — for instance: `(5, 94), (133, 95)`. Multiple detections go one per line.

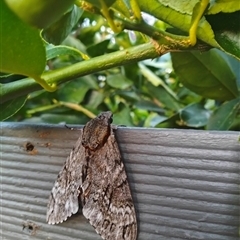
(0, 0), (239, 130)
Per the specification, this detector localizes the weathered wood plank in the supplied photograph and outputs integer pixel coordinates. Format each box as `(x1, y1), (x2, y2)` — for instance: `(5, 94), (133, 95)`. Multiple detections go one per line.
(1, 122), (239, 240)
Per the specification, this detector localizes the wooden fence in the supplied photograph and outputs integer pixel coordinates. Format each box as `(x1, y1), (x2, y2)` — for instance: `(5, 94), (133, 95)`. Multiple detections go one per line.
(1, 122), (239, 240)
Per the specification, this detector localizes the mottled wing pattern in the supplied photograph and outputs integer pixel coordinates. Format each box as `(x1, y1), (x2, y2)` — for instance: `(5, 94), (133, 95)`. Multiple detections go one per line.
(46, 112), (138, 240)
(47, 132), (86, 224)
(81, 128), (137, 240)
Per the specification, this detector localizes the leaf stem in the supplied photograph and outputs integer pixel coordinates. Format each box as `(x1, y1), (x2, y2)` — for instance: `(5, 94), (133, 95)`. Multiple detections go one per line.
(189, 0), (210, 46)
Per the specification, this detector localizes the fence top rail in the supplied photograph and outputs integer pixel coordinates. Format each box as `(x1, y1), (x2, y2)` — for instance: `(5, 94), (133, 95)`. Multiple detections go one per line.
(1, 122), (240, 240)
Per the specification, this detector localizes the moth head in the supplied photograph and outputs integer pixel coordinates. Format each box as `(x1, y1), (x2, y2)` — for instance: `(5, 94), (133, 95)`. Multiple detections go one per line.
(97, 111), (113, 125)
(81, 111), (113, 151)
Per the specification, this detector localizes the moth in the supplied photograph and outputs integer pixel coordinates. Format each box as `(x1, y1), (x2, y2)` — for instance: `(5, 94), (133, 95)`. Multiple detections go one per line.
(46, 111), (137, 240)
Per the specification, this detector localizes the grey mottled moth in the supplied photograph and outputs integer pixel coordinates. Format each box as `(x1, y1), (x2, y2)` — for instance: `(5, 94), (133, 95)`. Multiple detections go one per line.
(46, 111), (137, 240)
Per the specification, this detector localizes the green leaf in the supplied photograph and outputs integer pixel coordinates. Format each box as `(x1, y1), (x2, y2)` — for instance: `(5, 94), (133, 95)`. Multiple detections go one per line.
(5, 0), (75, 29)
(58, 76), (98, 103)
(144, 112), (167, 127)
(155, 112), (182, 128)
(214, 30), (240, 60)
(113, 105), (133, 126)
(107, 74), (133, 89)
(207, 98), (240, 130)
(42, 5), (83, 44)
(207, 0), (240, 14)
(144, 82), (182, 111)
(223, 52), (240, 88)
(139, 0), (218, 47)
(205, 11), (240, 60)
(206, 10), (240, 32)
(85, 91), (104, 109)
(180, 103), (211, 128)
(118, 91), (140, 102)
(0, 1), (46, 78)
(171, 49), (238, 101)
(87, 40), (111, 57)
(157, 0), (198, 14)
(0, 95), (28, 121)
(84, 0), (117, 9)
(46, 44), (88, 61)
(112, 0), (132, 18)
(215, 49), (240, 88)
(135, 99), (165, 113)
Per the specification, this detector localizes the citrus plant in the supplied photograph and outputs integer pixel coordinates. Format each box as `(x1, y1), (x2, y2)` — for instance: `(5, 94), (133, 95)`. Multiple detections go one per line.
(1, 0), (239, 130)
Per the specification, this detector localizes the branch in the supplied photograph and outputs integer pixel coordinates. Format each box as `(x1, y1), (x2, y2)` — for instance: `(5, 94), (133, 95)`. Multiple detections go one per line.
(0, 38), (210, 104)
